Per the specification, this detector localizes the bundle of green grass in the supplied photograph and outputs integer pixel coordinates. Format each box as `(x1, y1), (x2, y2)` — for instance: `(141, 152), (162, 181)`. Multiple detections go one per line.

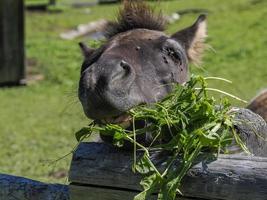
(76, 75), (248, 200)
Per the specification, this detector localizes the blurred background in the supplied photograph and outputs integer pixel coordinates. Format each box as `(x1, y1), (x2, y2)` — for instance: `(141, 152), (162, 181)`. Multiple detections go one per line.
(0, 0), (266, 184)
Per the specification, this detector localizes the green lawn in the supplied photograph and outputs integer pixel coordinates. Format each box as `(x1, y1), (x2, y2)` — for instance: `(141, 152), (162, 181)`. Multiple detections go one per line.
(0, 0), (266, 183)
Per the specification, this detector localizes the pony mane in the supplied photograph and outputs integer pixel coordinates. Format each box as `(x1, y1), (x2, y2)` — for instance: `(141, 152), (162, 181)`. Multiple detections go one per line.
(105, 1), (166, 38)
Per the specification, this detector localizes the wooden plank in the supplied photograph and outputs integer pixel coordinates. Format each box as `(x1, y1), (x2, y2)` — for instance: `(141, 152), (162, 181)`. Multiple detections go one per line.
(70, 184), (205, 200)
(70, 185), (138, 200)
(98, 0), (119, 4)
(60, 19), (107, 40)
(69, 142), (267, 200)
(69, 108), (267, 200)
(0, 173), (69, 200)
(0, 0), (25, 85)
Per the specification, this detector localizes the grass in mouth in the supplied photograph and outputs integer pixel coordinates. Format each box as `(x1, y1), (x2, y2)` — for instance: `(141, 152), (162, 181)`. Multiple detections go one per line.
(75, 74), (249, 200)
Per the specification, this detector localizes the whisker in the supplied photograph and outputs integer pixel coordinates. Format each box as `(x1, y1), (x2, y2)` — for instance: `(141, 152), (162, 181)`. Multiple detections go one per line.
(59, 99), (80, 116)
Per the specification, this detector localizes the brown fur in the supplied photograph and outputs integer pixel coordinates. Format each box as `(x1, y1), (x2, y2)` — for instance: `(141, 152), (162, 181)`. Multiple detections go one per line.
(105, 0), (166, 38)
(247, 89), (267, 121)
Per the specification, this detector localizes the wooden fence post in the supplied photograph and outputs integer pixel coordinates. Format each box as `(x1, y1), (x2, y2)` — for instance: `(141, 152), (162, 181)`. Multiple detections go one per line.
(0, 0), (25, 86)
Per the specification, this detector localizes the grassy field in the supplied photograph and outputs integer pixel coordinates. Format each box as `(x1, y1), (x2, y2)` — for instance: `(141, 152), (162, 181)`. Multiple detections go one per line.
(0, 0), (266, 183)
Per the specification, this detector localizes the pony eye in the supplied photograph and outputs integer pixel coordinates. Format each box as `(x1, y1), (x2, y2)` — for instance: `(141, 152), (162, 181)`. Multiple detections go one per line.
(165, 48), (182, 65)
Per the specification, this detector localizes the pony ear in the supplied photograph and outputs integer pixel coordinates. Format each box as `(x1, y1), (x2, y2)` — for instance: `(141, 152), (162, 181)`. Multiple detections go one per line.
(247, 89), (267, 122)
(171, 15), (207, 65)
(79, 42), (94, 58)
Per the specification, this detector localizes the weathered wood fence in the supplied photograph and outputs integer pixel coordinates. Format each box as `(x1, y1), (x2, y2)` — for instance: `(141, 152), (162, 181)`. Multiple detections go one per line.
(0, 174), (69, 200)
(0, 0), (25, 86)
(0, 143), (267, 200)
(0, 108), (267, 200)
(1, 142), (267, 200)
(69, 142), (267, 200)
(69, 108), (267, 200)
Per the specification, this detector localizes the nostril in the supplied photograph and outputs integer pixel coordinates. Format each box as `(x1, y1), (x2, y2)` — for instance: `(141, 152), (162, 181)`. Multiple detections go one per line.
(120, 60), (131, 75)
(120, 60), (130, 69)
(110, 60), (133, 84)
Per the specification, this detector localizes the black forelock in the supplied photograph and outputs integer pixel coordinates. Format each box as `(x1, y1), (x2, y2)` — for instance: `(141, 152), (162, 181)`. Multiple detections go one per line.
(104, 0), (166, 38)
